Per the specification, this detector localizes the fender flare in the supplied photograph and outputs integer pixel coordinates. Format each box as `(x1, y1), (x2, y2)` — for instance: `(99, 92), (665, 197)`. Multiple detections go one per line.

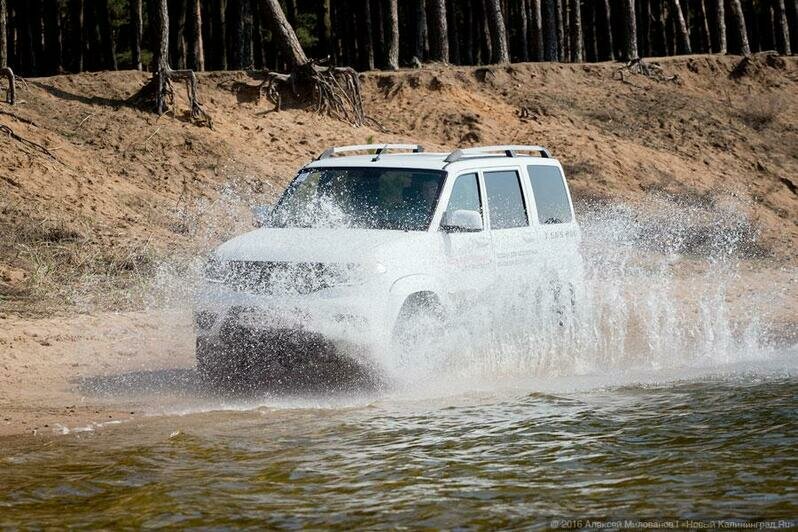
(388, 274), (452, 319)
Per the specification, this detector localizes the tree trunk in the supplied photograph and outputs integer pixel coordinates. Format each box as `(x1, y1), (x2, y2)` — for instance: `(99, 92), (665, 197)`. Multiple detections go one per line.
(671, 0), (691, 53)
(42, 0), (62, 74)
(715, 0), (727, 53)
(642, 0), (652, 56)
(189, 0), (205, 70)
(386, 0), (399, 69)
(570, 0), (583, 61)
(96, 0), (116, 70)
(16, 2), (36, 73)
(429, 0), (448, 62)
(0, 0), (6, 68)
(729, 0), (750, 54)
(479, 0), (492, 63)
(775, 0), (791, 54)
(168, 0), (187, 69)
(319, 0), (332, 58)
(157, 0), (170, 71)
(603, 0), (615, 59)
(518, 0), (529, 61)
(623, 0), (638, 59)
(563, 0), (571, 60)
(485, 0), (509, 63)
(362, 0), (375, 69)
(240, 0), (253, 68)
(555, 0), (565, 60)
(530, 0), (544, 60)
(447, 0), (460, 63)
(586, 0), (597, 60)
(259, 0), (308, 67)
(415, 0), (428, 61)
(698, 0), (711, 53)
(463, 0), (474, 64)
(543, 0), (558, 60)
(130, 0), (142, 70)
(68, 0), (83, 71)
(213, 0), (227, 69)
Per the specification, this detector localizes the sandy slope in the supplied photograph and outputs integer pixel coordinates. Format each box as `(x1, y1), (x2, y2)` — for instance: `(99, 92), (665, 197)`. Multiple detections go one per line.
(0, 54), (796, 437)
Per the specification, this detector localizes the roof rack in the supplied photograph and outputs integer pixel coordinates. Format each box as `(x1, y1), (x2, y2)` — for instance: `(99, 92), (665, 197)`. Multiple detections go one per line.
(444, 145), (551, 163)
(316, 143), (425, 160)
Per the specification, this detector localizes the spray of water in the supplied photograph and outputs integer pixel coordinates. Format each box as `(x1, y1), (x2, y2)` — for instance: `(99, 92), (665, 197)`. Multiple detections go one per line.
(370, 191), (792, 390)
(84, 180), (795, 400)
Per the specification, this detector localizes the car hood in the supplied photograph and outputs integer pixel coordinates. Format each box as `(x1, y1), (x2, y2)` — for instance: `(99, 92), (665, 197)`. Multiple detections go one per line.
(212, 227), (413, 264)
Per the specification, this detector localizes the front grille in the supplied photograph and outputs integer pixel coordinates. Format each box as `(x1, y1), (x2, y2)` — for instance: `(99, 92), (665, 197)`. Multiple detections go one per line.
(209, 261), (355, 295)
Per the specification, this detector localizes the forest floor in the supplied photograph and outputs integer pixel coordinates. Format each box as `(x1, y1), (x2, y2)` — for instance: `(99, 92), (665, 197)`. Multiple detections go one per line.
(0, 53), (797, 437)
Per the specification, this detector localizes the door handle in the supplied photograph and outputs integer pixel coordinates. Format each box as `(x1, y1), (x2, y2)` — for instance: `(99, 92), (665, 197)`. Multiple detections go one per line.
(475, 239), (491, 248)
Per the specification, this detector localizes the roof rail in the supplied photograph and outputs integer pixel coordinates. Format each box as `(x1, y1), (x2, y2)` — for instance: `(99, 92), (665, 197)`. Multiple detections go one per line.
(316, 143), (425, 160)
(444, 145), (551, 163)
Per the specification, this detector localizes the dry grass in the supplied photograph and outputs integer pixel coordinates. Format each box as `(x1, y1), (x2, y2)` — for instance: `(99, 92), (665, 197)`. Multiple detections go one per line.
(739, 93), (784, 131)
(0, 202), (161, 315)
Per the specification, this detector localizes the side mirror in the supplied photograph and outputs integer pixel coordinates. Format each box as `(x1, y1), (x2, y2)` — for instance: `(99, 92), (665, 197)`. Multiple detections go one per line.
(251, 205), (272, 228)
(441, 210), (483, 233)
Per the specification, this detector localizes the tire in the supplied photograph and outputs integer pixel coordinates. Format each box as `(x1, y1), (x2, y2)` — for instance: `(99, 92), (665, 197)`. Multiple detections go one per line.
(196, 336), (232, 388)
(392, 293), (446, 355)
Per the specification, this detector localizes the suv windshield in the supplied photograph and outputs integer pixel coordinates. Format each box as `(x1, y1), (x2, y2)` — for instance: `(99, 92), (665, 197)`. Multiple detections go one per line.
(270, 167), (445, 231)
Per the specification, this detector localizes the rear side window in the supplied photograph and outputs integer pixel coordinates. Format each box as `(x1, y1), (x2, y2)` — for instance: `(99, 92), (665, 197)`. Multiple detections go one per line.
(527, 165), (573, 224)
(446, 173), (481, 215)
(484, 170), (528, 230)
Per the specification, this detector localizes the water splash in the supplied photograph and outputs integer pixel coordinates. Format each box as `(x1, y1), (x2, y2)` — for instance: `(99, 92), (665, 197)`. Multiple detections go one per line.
(378, 192), (791, 389)
(81, 182), (795, 396)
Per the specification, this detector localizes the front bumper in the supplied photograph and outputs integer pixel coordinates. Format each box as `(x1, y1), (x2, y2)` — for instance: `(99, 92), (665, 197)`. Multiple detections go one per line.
(194, 282), (395, 347)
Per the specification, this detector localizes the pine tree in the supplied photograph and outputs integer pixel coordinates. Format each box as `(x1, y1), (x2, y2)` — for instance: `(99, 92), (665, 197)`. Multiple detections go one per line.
(386, 0), (399, 69)
(529, 0), (544, 61)
(130, 0), (143, 70)
(570, 0), (583, 61)
(543, 0), (558, 60)
(189, 0), (205, 70)
(775, 0), (791, 55)
(415, 0), (428, 61)
(729, 0), (750, 55)
(603, 0), (615, 60)
(0, 0), (6, 68)
(671, 0), (691, 54)
(623, 0), (639, 59)
(486, 0), (509, 63)
(715, 0), (727, 53)
(429, 0), (449, 62)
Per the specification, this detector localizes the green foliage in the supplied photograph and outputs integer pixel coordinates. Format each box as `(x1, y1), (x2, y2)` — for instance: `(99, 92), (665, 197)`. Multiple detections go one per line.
(294, 13), (319, 50)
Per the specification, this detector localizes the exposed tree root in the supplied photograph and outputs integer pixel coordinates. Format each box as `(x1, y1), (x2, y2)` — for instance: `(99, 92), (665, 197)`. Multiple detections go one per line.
(1, 67), (16, 105)
(131, 69), (213, 128)
(613, 58), (678, 83)
(1, 124), (57, 160)
(228, 61), (379, 128)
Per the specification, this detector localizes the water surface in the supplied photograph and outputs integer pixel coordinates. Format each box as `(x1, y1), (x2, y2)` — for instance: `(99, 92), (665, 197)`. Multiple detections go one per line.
(2, 362), (795, 528)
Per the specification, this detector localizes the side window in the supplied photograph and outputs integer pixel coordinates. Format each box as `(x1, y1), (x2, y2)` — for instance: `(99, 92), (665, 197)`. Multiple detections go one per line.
(527, 165), (573, 224)
(484, 170), (528, 230)
(446, 173), (481, 216)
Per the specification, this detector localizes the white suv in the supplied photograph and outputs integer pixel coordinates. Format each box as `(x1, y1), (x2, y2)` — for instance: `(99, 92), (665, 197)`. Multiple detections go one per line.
(195, 144), (583, 385)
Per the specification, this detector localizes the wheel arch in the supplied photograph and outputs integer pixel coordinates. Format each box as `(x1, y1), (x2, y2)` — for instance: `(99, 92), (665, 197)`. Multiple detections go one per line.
(388, 274), (451, 323)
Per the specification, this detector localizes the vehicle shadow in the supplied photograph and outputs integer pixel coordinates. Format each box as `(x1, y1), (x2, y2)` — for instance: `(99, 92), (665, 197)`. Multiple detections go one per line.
(76, 368), (199, 398)
(75, 364), (383, 400)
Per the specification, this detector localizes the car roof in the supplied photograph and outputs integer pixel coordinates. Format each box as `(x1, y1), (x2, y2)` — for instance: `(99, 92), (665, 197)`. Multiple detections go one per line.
(303, 152), (562, 172)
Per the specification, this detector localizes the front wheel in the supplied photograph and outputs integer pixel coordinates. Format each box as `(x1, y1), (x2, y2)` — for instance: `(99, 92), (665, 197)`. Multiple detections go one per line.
(391, 293), (446, 358)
